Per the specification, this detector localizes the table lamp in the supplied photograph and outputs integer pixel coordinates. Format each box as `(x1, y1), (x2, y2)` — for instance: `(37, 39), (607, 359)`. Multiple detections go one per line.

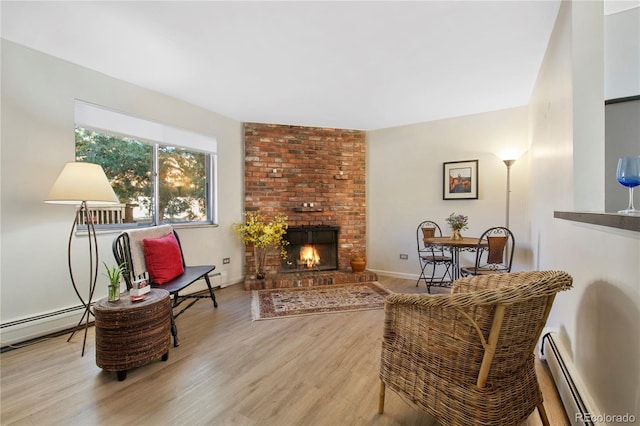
(46, 162), (119, 356)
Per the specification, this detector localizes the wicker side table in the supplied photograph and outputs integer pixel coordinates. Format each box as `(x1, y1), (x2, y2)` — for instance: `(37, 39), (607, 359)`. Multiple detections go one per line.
(94, 289), (171, 381)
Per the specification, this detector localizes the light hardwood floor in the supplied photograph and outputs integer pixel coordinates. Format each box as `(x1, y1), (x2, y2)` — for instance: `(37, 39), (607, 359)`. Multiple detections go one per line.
(0, 276), (569, 426)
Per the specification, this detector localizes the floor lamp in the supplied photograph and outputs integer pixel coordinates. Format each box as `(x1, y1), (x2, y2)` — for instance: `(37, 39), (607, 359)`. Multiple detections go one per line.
(46, 162), (119, 356)
(503, 159), (516, 229)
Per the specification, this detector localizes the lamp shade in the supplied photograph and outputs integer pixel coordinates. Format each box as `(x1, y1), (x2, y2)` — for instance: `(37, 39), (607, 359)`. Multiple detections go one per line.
(45, 162), (119, 204)
(497, 149), (523, 162)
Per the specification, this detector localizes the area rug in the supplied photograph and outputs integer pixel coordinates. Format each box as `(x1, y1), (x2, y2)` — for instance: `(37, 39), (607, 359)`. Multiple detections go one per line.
(251, 282), (392, 321)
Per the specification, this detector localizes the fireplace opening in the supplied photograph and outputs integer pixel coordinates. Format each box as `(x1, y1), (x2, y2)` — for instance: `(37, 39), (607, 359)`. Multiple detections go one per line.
(281, 226), (339, 272)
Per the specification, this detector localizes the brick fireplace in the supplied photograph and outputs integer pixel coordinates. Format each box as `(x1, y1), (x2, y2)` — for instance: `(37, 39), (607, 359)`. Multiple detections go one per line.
(243, 122), (374, 289)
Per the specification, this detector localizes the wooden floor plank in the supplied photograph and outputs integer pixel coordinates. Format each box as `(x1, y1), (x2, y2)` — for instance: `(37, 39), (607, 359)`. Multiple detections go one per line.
(0, 276), (567, 425)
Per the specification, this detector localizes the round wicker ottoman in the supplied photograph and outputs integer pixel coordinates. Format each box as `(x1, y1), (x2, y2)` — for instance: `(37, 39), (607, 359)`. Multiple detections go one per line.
(94, 289), (171, 381)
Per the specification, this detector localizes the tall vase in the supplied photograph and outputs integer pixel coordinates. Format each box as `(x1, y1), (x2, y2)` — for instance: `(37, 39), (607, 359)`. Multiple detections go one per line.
(253, 246), (267, 280)
(451, 230), (463, 241)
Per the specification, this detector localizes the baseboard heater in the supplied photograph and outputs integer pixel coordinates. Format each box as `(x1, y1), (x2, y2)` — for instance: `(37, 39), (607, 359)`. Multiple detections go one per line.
(1, 274), (231, 349)
(541, 332), (599, 425)
(0, 304), (87, 351)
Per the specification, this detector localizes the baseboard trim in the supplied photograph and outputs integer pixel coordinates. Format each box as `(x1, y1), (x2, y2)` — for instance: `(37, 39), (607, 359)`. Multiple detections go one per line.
(367, 269), (418, 281)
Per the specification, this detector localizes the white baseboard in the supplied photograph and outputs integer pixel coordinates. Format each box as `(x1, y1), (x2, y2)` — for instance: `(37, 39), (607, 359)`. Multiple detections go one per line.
(367, 269), (419, 281)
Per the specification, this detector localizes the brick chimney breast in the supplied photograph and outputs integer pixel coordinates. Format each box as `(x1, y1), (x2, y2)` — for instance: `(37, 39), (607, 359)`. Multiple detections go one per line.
(243, 123), (366, 278)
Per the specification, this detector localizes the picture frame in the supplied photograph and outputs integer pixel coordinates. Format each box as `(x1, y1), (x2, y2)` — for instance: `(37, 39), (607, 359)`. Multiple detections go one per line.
(443, 160), (478, 200)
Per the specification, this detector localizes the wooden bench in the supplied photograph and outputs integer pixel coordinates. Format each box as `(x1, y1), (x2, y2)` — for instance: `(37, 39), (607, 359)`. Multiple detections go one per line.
(112, 225), (218, 347)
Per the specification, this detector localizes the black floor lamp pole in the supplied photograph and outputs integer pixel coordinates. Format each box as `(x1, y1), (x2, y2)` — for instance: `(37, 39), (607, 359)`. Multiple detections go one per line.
(65, 201), (99, 357)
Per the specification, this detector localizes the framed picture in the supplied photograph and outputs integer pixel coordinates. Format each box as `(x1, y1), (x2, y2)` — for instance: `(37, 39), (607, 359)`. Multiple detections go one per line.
(443, 160), (478, 200)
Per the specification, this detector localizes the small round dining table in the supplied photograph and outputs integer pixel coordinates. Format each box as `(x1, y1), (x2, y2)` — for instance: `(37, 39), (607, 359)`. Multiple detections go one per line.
(423, 236), (487, 280)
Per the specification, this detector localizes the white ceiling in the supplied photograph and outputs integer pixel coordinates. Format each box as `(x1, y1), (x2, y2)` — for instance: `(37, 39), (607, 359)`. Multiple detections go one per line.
(0, 1), (632, 131)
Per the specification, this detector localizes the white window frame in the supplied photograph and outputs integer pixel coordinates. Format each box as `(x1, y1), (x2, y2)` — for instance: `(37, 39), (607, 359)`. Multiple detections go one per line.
(74, 100), (218, 227)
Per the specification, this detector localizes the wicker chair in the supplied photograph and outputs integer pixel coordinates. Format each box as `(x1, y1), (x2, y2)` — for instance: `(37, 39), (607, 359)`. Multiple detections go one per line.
(378, 270), (573, 426)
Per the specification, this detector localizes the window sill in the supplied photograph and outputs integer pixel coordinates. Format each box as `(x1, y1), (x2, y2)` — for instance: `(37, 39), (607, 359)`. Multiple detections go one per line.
(74, 222), (218, 236)
(554, 211), (640, 232)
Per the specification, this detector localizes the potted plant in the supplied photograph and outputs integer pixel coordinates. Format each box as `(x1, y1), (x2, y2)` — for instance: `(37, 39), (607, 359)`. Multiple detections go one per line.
(445, 213), (468, 241)
(232, 212), (288, 280)
(103, 262), (125, 302)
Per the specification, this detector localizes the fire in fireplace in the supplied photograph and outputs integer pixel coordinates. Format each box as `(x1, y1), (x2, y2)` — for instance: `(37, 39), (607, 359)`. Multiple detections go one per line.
(299, 245), (321, 268)
(281, 226), (339, 272)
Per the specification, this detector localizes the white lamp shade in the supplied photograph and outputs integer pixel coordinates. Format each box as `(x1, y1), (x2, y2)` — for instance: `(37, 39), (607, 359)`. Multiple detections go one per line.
(45, 162), (119, 204)
(497, 149), (524, 162)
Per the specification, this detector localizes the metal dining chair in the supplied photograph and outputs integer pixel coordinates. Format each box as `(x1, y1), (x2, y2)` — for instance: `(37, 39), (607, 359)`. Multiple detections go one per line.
(460, 226), (514, 276)
(416, 220), (453, 292)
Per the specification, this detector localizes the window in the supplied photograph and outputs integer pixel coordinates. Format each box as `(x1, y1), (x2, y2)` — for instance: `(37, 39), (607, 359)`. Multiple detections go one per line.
(74, 101), (217, 226)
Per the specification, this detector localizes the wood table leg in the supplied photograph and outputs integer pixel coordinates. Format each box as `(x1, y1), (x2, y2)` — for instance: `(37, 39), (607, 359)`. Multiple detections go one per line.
(378, 380), (386, 414)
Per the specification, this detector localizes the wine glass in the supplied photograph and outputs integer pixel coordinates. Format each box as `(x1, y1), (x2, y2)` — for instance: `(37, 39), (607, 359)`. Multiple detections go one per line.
(616, 156), (640, 215)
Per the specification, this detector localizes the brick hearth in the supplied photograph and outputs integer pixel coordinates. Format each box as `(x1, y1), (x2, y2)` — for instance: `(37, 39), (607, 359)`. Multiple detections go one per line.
(244, 270), (378, 290)
(242, 123), (367, 288)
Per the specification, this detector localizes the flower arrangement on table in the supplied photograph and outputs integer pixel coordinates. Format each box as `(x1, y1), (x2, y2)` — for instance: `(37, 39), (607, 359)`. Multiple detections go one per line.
(445, 213), (468, 240)
(232, 211), (288, 280)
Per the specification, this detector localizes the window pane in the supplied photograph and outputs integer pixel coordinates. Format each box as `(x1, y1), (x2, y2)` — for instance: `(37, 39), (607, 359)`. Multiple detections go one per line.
(158, 145), (207, 223)
(75, 128), (153, 224)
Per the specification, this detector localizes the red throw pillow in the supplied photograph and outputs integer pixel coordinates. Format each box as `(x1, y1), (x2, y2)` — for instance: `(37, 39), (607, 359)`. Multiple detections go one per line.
(143, 232), (184, 284)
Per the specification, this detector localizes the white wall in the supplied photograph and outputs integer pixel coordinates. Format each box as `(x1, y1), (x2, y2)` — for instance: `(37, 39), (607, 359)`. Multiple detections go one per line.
(367, 106), (531, 280)
(572, 0), (606, 211)
(605, 7), (640, 99)
(0, 40), (246, 344)
(529, 1), (639, 418)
